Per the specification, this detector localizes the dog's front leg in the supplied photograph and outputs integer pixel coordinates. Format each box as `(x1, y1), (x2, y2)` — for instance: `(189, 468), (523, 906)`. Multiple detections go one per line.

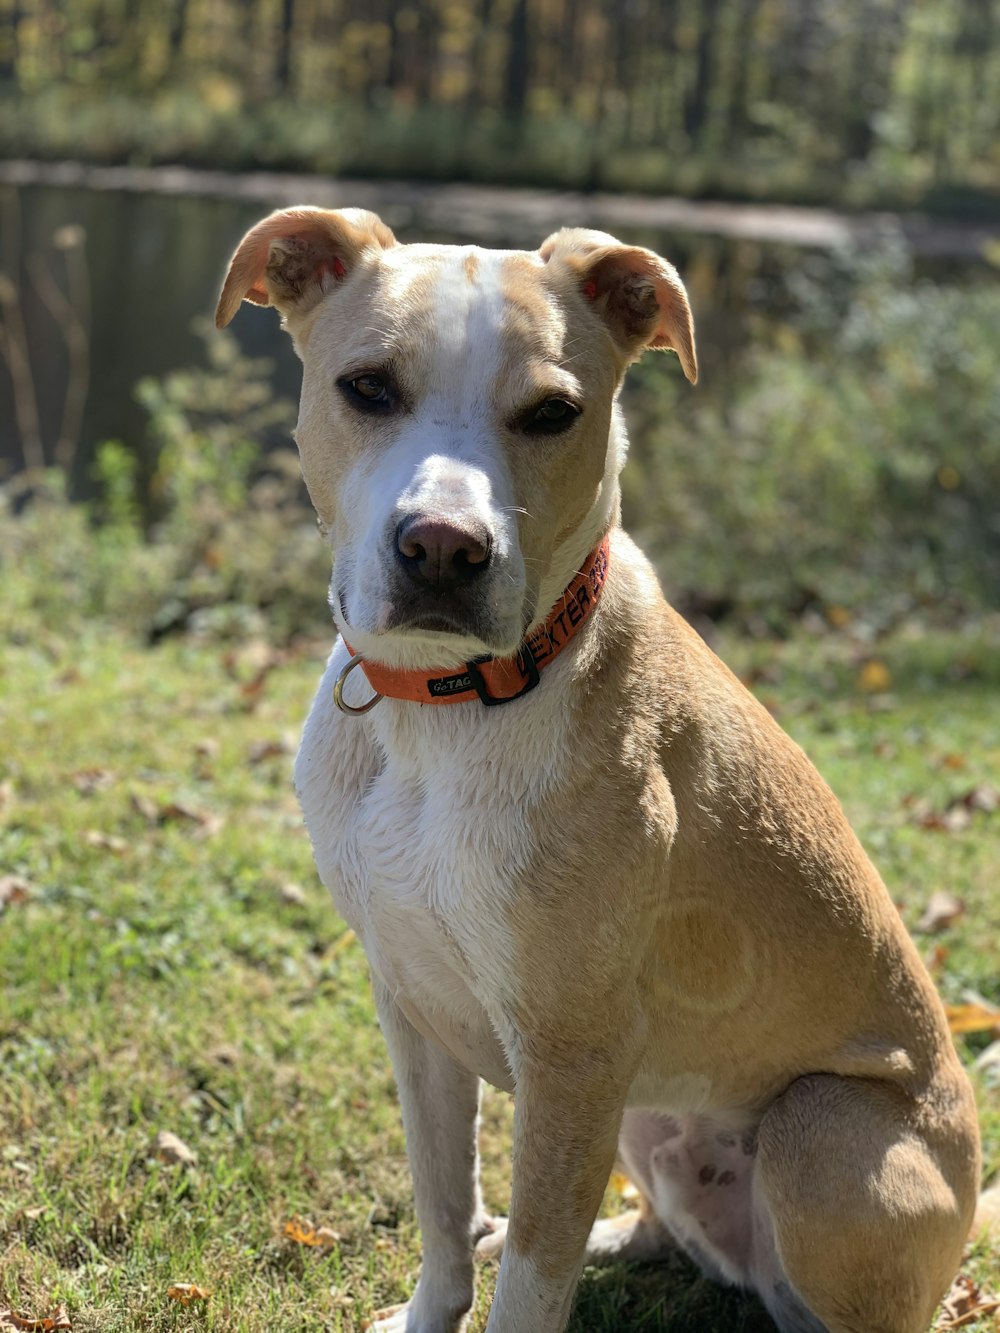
(371, 978), (485, 1333)
(485, 1044), (636, 1333)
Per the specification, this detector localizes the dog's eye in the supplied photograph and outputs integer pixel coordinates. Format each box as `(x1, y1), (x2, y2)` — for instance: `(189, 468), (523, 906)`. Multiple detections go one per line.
(339, 373), (393, 410)
(523, 398), (581, 436)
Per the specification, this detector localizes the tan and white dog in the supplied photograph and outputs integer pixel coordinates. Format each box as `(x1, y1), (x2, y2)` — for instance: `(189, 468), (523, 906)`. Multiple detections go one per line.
(217, 208), (985, 1333)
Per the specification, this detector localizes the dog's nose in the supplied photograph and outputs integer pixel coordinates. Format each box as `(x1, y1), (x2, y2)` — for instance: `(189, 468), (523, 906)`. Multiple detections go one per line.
(395, 516), (492, 587)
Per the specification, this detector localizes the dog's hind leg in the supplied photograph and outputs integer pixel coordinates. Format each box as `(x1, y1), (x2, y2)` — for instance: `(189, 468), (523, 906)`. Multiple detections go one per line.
(754, 1072), (980, 1333)
(369, 979), (487, 1333)
(477, 1192), (674, 1268)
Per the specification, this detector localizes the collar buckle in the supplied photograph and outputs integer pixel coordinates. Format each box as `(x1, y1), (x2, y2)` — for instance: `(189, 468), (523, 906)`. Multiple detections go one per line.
(465, 643), (540, 707)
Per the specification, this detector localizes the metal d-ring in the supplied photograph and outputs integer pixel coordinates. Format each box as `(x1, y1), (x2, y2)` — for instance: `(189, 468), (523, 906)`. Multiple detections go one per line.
(333, 652), (383, 715)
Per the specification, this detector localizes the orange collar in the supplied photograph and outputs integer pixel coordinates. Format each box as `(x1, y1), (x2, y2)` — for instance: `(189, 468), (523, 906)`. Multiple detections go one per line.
(336, 537), (610, 711)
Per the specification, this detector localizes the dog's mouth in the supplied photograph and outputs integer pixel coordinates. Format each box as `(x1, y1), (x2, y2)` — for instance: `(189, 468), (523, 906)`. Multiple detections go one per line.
(336, 584), (519, 661)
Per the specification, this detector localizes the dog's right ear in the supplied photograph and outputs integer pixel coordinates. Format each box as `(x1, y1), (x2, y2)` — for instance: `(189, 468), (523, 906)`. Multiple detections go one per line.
(215, 206), (396, 329)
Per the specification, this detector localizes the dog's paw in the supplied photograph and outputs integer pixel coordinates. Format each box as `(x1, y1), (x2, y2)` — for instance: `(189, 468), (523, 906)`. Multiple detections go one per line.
(366, 1294), (470, 1332)
(474, 1216), (508, 1263)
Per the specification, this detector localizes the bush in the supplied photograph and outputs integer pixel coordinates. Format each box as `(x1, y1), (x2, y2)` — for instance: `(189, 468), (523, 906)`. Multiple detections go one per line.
(0, 329), (332, 645)
(622, 246), (1000, 627)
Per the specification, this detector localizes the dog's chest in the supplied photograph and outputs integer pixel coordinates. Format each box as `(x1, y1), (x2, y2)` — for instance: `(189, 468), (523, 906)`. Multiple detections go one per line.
(296, 653), (568, 1085)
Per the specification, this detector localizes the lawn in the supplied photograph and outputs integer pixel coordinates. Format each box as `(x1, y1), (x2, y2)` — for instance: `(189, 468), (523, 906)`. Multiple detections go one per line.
(1, 612), (998, 1331)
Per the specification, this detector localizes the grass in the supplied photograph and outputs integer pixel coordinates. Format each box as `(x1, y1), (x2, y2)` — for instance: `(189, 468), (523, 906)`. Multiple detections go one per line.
(1, 609), (998, 1331)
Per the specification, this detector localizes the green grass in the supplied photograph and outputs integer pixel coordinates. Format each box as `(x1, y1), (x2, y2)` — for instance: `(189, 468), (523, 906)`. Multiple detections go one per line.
(1, 614), (998, 1331)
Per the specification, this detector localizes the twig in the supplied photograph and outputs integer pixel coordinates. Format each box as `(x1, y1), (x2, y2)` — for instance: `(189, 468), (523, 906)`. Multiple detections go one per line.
(0, 187), (44, 474)
(27, 229), (91, 476)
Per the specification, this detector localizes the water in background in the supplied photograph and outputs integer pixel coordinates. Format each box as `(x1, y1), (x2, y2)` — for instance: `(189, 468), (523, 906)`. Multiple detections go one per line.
(0, 180), (975, 497)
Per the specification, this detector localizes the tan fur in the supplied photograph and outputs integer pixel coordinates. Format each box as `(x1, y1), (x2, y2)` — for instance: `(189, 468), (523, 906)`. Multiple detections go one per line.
(217, 210), (983, 1333)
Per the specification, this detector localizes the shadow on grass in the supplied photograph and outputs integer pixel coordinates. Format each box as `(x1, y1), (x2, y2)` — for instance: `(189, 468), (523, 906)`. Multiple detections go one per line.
(570, 1254), (779, 1333)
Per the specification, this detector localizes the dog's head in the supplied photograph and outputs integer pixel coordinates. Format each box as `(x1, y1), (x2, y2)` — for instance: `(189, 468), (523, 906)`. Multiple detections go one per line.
(217, 208), (696, 668)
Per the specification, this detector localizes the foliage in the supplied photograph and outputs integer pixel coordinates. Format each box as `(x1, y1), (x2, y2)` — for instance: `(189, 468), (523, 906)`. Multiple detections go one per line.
(0, 608), (997, 1329)
(0, 0), (998, 211)
(1, 329), (331, 645)
(622, 246), (1000, 627)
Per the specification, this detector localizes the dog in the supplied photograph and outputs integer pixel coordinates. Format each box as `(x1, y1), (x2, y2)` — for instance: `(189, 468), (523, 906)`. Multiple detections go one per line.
(217, 207), (986, 1333)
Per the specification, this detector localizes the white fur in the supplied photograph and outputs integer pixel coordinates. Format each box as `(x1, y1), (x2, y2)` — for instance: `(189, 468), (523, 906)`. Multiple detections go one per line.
(295, 629), (592, 1087)
(333, 251), (530, 670)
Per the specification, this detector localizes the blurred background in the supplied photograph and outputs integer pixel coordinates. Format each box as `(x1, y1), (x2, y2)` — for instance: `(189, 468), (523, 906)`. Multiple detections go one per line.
(1, 0), (998, 639)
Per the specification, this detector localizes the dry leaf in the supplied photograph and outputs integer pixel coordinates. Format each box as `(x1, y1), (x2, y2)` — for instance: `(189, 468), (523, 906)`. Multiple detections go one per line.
(0, 875), (31, 911)
(130, 792), (159, 823)
(0, 1306), (71, 1331)
(945, 1002), (1000, 1038)
(194, 739), (220, 759)
(152, 1130), (197, 1168)
(955, 783), (999, 815)
(249, 737), (292, 764)
(71, 767), (115, 795)
(284, 1215), (340, 1249)
(939, 753), (967, 771)
(916, 891), (966, 934)
(166, 1285), (210, 1305)
(857, 659), (892, 693)
(936, 1274), (1000, 1328)
(925, 943), (950, 975)
(83, 830), (128, 854)
(323, 928), (357, 961)
(279, 882), (308, 907)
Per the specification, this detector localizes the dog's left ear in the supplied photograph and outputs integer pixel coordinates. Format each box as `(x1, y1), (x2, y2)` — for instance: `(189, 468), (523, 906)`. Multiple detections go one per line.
(540, 228), (697, 383)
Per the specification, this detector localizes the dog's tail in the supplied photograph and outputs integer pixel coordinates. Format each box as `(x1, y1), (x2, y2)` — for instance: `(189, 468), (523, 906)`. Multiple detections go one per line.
(973, 1184), (1000, 1240)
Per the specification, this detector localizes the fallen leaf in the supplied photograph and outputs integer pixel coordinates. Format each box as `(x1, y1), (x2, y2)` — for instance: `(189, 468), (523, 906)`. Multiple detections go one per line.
(83, 830), (128, 854)
(152, 1130), (197, 1168)
(249, 737), (292, 765)
(284, 1215), (340, 1249)
(0, 1306), (72, 1331)
(166, 1285), (210, 1305)
(0, 875), (31, 911)
(130, 792), (159, 823)
(194, 739), (220, 760)
(916, 891), (966, 934)
(279, 882), (308, 907)
(925, 943), (950, 975)
(918, 806), (972, 833)
(953, 783), (999, 815)
(71, 767), (115, 795)
(936, 1273), (1000, 1328)
(157, 802), (223, 838)
(323, 928), (357, 961)
(857, 659), (892, 693)
(939, 754), (966, 771)
(945, 1002), (1000, 1038)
